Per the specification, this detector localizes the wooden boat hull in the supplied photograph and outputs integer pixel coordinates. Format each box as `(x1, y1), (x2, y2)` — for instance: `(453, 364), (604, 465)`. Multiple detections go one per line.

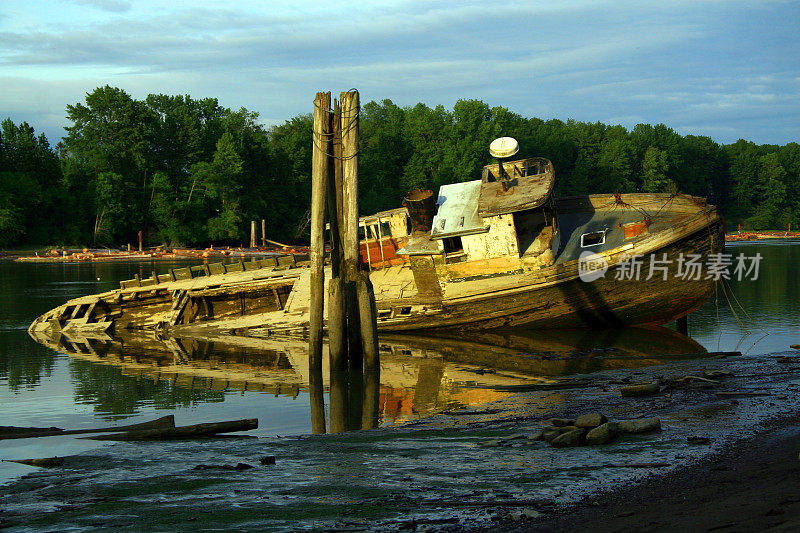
(29, 195), (724, 336)
(383, 219), (724, 331)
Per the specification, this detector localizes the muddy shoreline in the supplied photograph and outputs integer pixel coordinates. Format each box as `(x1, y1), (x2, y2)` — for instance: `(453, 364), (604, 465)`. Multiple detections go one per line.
(524, 416), (800, 532)
(3, 350), (800, 531)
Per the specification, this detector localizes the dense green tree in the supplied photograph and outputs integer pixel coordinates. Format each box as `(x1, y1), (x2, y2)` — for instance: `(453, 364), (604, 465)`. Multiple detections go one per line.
(360, 99), (410, 214)
(641, 147), (672, 192)
(0, 119), (69, 246)
(3, 88), (799, 249)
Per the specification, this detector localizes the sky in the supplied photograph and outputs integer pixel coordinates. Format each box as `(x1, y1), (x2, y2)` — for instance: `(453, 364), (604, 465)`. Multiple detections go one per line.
(1, 0), (798, 146)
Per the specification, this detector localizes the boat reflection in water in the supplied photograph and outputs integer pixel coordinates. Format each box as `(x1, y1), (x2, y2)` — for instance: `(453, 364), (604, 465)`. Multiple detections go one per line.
(29, 326), (707, 433)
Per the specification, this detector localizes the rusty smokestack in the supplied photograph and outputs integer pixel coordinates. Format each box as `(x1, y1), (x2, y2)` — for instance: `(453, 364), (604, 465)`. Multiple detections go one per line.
(403, 189), (436, 233)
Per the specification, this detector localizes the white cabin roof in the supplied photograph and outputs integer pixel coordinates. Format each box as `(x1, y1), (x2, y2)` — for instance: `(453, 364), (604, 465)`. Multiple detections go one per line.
(430, 180), (490, 240)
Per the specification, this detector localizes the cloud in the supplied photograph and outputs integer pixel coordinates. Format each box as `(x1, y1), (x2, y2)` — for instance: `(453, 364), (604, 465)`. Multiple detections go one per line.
(71, 0), (131, 13)
(0, 0), (797, 145)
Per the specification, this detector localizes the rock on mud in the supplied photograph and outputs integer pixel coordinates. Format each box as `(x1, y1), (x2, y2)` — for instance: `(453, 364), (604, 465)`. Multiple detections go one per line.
(575, 413), (608, 428)
(542, 428), (561, 442)
(702, 369), (734, 379)
(508, 508), (542, 521)
(585, 422), (620, 445)
(550, 418), (576, 427)
(618, 417), (662, 434)
(478, 439), (507, 447)
(620, 383), (660, 397)
(528, 430), (544, 441)
(551, 428), (586, 447)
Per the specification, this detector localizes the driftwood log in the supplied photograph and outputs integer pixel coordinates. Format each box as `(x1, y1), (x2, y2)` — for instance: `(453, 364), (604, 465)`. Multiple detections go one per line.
(83, 418), (258, 441)
(3, 457), (64, 467)
(0, 415), (175, 440)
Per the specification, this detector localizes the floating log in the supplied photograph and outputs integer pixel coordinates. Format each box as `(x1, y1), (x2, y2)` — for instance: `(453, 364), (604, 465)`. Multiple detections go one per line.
(602, 462), (671, 468)
(193, 463), (254, 471)
(619, 382), (660, 396)
(0, 415), (175, 440)
(716, 391), (772, 397)
(466, 380), (594, 392)
(0, 425), (63, 439)
(83, 418), (258, 441)
(3, 457), (64, 468)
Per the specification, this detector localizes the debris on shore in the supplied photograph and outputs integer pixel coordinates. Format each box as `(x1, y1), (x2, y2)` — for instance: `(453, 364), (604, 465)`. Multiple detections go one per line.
(481, 413), (662, 448)
(12, 245), (309, 263)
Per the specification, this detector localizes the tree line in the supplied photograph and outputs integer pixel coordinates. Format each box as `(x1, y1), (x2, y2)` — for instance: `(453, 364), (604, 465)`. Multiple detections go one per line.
(1, 85), (798, 248)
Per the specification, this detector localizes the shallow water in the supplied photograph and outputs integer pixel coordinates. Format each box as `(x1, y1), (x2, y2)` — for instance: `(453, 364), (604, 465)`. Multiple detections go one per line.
(1, 242), (798, 513)
(688, 240), (800, 354)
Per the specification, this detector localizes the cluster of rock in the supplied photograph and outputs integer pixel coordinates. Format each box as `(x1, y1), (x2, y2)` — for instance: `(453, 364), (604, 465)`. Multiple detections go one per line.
(531, 413), (662, 448)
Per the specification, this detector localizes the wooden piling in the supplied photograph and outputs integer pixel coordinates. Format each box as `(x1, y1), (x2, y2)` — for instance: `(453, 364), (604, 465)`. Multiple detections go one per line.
(327, 99), (347, 370)
(309, 363), (326, 434)
(309, 91), (331, 378)
(362, 367), (380, 430)
(328, 277), (346, 371)
(250, 221), (256, 248)
(329, 370), (347, 434)
(340, 90), (363, 369)
(340, 90), (359, 284)
(328, 99), (344, 278)
(261, 219), (266, 247)
(357, 274), (379, 370)
(307, 89), (378, 423)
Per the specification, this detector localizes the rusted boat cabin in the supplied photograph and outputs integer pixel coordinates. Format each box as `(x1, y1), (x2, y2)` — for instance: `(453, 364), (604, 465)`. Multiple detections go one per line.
(384, 158), (559, 285)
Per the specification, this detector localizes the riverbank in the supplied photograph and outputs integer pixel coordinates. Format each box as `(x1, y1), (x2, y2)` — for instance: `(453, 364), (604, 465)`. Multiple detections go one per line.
(526, 416), (800, 532)
(3, 348), (800, 531)
(7, 245), (309, 263)
(726, 231), (800, 242)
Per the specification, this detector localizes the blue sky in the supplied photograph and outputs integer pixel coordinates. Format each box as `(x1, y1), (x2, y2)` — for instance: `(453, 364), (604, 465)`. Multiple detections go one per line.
(1, 0), (798, 146)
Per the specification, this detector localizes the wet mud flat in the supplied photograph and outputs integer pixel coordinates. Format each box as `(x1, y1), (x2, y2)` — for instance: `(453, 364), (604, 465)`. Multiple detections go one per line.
(3, 351), (800, 532)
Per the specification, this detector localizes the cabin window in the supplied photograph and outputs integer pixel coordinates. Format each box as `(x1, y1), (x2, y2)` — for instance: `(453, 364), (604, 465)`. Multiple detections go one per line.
(381, 221), (392, 238)
(399, 306), (412, 315)
(581, 231), (606, 247)
(443, 236), (463, 254)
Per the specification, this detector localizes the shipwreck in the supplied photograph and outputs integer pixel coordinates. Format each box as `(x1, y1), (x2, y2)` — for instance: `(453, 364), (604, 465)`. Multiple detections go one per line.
(29, 139), (724, 339)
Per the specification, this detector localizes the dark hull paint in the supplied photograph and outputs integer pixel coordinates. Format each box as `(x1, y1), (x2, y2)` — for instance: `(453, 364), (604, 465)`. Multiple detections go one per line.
(382, 218), (725, 331)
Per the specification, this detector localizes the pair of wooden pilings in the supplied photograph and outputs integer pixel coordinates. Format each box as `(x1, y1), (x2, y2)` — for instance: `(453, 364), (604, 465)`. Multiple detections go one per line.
(308, 90), (380, 434)
(249, 219), (267, 248)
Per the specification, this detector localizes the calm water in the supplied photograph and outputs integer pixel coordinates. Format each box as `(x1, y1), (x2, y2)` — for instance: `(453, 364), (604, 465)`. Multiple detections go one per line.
(1, 242), (798, 483)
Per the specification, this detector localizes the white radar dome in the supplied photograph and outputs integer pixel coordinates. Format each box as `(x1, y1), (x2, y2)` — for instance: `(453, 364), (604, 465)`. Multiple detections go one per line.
(489, 137), (519, 159)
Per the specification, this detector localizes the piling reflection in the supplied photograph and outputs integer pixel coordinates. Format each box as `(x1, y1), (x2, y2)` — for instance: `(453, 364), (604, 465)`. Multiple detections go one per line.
(28, 325), (707, 430)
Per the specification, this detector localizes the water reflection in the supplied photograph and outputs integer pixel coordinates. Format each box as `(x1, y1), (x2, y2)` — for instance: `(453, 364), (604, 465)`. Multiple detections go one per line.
(28, 325), (707, 431)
